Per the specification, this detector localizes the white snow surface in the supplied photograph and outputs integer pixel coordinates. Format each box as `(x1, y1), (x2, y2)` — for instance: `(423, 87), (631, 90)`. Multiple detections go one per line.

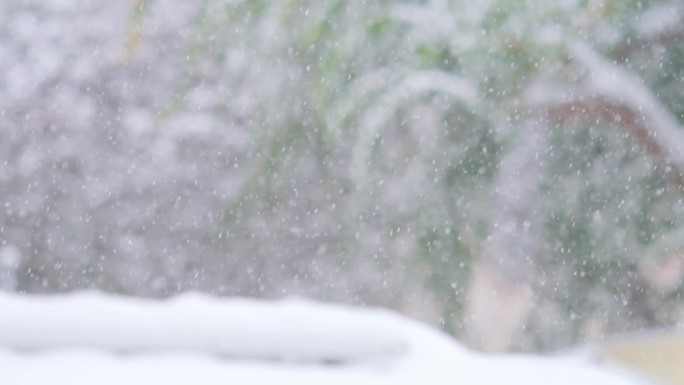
(0, 292), (650, 385)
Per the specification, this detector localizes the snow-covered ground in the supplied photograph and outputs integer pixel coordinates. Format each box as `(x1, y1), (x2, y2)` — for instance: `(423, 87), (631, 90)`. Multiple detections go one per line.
(0, 292), (651, 384)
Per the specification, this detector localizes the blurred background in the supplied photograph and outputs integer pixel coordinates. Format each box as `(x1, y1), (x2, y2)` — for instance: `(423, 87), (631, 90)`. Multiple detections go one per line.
(1, 0), (683, 352)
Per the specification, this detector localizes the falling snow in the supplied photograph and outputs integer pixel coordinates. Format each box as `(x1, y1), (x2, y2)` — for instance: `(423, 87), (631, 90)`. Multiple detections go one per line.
(1, 0), (684, 377)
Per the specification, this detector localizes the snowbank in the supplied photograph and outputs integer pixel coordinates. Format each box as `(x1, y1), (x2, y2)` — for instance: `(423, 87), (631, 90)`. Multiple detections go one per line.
(0, 291), (408, 362)
(0, 292), (650, 385)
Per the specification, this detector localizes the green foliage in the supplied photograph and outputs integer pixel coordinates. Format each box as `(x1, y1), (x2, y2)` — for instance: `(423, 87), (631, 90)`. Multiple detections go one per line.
(141, 0), (684, 348)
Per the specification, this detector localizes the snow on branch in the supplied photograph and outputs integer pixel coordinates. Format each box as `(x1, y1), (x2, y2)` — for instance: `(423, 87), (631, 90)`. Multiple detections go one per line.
(349, 70), (479, 189)
(526, 42), (684, 189)
(614, 2), (684, 59)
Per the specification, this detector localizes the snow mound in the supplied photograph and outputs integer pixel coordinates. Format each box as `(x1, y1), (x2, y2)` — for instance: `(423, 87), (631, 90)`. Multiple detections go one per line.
(0, 292), (653, 385)
(0, 291), (408, 362)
